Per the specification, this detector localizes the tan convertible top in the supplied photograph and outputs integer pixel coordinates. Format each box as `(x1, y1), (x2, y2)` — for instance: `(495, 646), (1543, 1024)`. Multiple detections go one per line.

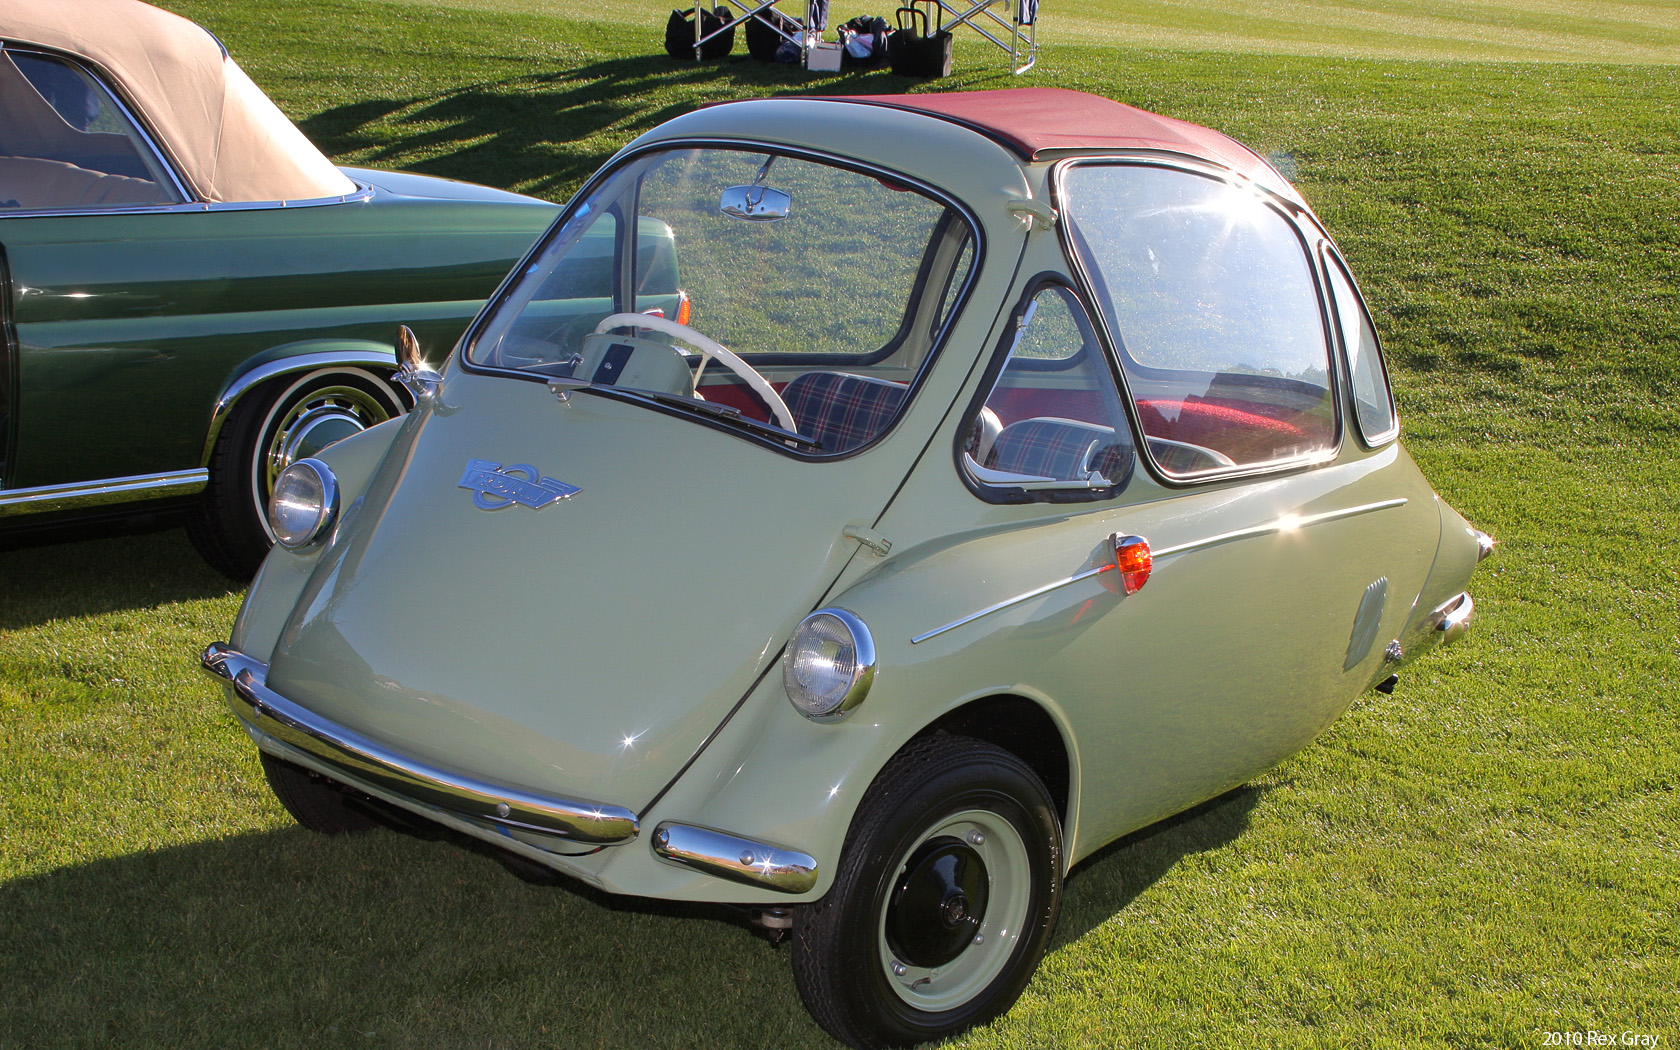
(1, 0), (354, 203)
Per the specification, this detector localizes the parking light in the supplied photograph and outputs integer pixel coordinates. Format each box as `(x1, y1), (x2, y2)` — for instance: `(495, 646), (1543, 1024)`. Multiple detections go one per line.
(1111, 534), (1152, 594)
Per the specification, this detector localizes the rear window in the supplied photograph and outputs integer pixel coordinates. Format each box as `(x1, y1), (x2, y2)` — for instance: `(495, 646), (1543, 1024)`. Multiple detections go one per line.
(0, 49), (182, 211)
(1060, 163), (1337, 477)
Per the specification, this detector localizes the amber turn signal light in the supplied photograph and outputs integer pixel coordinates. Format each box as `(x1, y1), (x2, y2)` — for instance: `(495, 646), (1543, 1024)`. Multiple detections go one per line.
(1111, 534), (1152, 594)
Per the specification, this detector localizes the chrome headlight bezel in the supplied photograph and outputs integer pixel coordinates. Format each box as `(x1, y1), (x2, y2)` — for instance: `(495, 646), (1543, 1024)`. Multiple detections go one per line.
(783, 608), (876, 722)
(268, 458), (339, 550)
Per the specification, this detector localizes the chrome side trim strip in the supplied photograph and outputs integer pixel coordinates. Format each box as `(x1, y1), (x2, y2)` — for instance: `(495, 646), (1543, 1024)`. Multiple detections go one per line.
(910, 498), (1408, 645)
(1150, 498), (1409, 559)
(0, 184), (374, 220)
(201, 642), (639, 844)
(0, 468), (208, 516)
(912, 565), (1106, 645)
(652, 822), (818, 894)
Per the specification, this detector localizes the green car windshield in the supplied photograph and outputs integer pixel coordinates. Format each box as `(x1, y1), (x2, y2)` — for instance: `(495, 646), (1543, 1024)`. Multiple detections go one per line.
(465, 146), (976, 455)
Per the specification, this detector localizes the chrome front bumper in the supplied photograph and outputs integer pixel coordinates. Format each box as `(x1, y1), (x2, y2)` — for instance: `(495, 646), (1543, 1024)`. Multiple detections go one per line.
(200, 642), (819, 894)
(201, 642), (639, 844)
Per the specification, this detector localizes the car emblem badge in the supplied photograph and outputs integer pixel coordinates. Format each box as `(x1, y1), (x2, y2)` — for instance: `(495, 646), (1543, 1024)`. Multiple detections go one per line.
(458, 459), (579, 511)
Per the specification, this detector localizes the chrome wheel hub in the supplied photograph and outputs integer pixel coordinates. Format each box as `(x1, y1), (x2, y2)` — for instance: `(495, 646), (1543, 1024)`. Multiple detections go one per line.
(264, 385), (394, 494)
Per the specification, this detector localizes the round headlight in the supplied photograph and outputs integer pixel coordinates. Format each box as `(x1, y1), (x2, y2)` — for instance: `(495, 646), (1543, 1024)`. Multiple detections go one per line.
(268, 458), (339, 550)
(784, 608), (876, 721)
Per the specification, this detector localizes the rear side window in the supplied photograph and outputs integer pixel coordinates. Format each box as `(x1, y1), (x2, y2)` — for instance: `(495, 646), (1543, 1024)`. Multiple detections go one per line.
(0, 49), (182, 211)
(962, 285), (1135, 500)
(1060, 164), (1337, 477)
(1324, 249), (1398, 445)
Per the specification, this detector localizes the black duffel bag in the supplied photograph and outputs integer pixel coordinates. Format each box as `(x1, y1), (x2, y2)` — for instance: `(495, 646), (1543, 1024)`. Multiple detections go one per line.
(665, 6), (736, 60)
(888, 5), (951, 77)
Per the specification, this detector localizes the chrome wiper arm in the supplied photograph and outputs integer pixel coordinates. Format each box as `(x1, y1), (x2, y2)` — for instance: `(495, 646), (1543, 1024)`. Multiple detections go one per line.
(595, 385), (821, 451)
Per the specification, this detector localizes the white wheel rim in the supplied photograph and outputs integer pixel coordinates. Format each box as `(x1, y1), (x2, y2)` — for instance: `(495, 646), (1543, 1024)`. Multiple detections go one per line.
(875, 807), (1034, 1013)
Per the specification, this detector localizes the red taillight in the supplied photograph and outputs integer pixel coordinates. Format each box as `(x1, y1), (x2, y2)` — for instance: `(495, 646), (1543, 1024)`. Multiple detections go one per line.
(676, 290), (692, 326)
(1111, 534), (1152, 594)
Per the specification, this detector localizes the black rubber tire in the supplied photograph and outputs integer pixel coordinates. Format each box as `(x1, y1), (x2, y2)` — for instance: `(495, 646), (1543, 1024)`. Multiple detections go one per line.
(259, 752), (382, 835)
(791, 734), (1063, 1049)
(187, 368), (406, 580)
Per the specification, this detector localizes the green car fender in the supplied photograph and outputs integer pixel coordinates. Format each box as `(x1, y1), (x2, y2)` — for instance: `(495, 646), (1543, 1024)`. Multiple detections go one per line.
(203, 336), (408, 464)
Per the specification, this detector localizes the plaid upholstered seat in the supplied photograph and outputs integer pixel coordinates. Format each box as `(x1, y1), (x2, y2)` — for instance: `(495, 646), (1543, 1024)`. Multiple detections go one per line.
(784, 372), (909, 454)
(985, 417), (1128, 482)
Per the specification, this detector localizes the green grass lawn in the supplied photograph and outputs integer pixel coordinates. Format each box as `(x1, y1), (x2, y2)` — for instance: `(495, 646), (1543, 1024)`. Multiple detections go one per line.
(397, 0), (1680, 64)
(3, 0), (1677, 1046)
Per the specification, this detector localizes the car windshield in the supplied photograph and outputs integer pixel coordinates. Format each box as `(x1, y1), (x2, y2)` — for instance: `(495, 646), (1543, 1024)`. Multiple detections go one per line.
(466, 146), (976, 455)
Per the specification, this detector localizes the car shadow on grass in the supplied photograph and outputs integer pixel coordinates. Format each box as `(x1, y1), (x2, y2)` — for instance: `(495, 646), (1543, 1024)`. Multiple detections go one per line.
(0, 821), (839, 1049)
(0, 525), (238, 631)
(1054, 783), (1269, 949)
(299, 55), (1011, 201)
(0, 784), (1268, 1048)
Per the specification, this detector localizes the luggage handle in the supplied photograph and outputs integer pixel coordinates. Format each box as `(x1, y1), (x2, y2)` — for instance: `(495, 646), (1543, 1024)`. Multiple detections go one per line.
(894, 4), (928, 36)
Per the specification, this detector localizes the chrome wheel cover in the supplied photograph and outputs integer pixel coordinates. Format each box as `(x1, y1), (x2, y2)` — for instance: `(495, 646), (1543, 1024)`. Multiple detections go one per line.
(250, 372), (402, 539)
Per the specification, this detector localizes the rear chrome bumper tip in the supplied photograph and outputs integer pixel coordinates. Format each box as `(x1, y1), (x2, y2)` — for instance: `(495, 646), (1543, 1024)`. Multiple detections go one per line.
(652, 822), (818, 894)
(1433, 591), (1475, 645)
(1472, 529), (1496, 563)
(200, 642), (639, 844)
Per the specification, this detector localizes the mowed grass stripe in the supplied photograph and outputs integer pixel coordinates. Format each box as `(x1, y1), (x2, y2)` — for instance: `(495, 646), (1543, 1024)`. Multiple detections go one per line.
(390, 0), (1680, 63)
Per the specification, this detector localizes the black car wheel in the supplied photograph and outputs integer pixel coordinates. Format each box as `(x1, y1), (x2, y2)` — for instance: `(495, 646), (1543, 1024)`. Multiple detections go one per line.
(188, 367), (406, 579)
(259, 752), (382, 835)
(792, 734), (1063, 1049)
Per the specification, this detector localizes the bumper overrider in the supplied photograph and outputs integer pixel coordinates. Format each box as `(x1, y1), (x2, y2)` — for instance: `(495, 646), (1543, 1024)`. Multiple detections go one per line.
(200, 642), (817, 893)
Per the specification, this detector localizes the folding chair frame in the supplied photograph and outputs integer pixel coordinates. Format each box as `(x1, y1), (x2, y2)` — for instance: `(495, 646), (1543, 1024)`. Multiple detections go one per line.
(923, 0), (1038, 74)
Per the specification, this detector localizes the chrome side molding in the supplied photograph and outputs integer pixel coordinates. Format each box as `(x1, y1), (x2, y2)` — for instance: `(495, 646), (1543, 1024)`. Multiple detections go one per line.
(0, 469), (208, 516)
(200, 642), (639, 844)
(651, 822), (818, 894)
(912, 499), (1409, 644)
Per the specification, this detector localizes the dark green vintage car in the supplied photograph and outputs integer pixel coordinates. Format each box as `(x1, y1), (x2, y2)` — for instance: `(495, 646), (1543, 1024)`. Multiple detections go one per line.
(0, 0), (560, 576)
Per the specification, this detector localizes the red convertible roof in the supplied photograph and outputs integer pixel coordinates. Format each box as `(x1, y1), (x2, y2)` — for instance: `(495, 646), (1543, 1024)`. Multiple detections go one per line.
(819, 88), (1287, 185)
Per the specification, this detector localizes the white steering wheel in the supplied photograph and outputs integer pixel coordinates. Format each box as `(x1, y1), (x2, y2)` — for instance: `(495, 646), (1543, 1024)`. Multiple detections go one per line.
(592, 313), (797, 433)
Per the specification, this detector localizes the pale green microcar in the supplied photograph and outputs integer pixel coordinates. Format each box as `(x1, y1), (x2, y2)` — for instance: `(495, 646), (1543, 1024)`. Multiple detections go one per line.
(204, 88), (1490, 1049)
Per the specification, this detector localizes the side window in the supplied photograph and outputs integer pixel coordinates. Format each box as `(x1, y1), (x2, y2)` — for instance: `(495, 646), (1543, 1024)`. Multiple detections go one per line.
(0, 49), (182, 211)
(1324, 250), (1398, 445)
(1061, 164), (1338, 477)
(962, 285), (1135, 498)
(472, 204), (622, 369)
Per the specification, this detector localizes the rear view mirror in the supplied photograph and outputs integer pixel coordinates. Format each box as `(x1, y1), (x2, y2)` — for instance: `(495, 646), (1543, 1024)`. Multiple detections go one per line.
(720, 182), (791, 222)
